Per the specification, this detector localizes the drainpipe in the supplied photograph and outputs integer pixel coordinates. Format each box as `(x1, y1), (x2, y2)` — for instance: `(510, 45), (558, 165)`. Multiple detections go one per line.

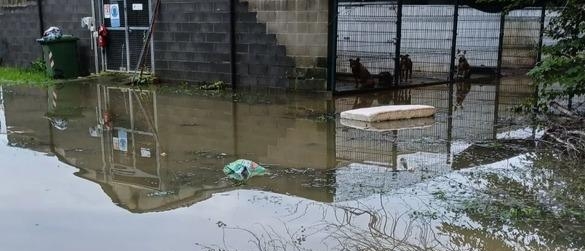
(37, 0), (44, 36)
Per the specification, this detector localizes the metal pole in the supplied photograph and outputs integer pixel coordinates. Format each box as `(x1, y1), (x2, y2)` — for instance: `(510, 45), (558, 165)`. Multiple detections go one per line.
(394, 0), (402, 85)
(391, 130), (398, 170)
(496, 12), (506, 76)
(447, 85), (454, 165)
(99, 0), (107, 71)
(536, 5), (546, 62)
(326, 100), (336, 169)
(533, 6), (546, 113)
(447, 0), (458, 165)
(492, 79), (501, 139)
(448, 0), (459, 82)
(91, 0), (99, 73)
(149, 0), (156, 74)
(0, 86), (5, 139)
(123, 0), (131, 71)
(230, 0), (237, 89)
(327, 0), (339, 92)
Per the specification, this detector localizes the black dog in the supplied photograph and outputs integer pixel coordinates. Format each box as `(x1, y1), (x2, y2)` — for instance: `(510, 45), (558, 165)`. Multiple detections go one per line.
(378, 71), (394, 87)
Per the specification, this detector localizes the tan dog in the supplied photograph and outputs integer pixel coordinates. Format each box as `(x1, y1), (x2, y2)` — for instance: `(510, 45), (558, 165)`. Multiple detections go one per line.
(456, 50), (471, 80)
(349, 58), (375, 89)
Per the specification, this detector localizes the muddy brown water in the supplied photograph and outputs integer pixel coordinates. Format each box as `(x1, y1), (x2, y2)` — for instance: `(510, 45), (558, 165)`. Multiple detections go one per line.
(0, 77), (580, 250)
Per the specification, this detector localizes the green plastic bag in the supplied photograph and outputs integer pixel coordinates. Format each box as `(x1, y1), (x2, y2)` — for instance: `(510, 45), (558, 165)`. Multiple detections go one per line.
(223, 159), (266, 181)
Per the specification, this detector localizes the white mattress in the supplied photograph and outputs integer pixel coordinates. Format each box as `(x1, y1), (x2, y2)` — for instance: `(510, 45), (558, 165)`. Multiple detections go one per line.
(340, 105), (436, 122)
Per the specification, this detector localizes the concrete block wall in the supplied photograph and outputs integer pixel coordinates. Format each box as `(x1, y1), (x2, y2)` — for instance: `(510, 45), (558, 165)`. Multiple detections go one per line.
(502, 15), (540, 68)
(0, 1), (94, 75)
(2, 0), (329, 90)
(240, 0), (329, 89)
(0, 3), (40, 67)
(154, 1), (234, 84)
(154, 0), (297, 89)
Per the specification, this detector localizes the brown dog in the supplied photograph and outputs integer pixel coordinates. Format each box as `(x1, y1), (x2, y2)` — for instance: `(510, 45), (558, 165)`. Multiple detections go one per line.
(400, 55), (413, 82)
(456, 50), (471, 80)
(349, 58), (375, 89)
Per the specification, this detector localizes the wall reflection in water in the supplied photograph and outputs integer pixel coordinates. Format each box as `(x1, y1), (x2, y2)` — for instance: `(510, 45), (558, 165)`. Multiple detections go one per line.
(1, 76), (536, 212)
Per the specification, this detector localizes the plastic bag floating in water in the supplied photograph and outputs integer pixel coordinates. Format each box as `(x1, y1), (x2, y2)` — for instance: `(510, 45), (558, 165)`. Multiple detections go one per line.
(223, 159), (266, 181)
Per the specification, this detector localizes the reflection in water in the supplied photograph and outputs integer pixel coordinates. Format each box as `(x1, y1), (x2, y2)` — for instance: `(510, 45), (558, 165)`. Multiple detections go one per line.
(1, 80), (539, 210)
(0, 86), (6, 143)
(352, 89), (412, 109)
(455, 79), (471, 110)
(1, 77), (553, 250)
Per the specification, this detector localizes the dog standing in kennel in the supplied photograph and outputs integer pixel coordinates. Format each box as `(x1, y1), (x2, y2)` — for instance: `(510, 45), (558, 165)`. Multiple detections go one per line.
(400, 54), (413, 83)
(456, 50), (471, 80)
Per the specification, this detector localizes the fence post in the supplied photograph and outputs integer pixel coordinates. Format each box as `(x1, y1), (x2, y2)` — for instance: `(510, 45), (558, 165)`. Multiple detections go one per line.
(536, 5), (546, 62)
(123, 0), (131, 71)
(394, 0), (402, 85)
(447, 0), (458, 158)
(496, 11), (506, 76)
(448, 0), (459, 82)
(533, 5), (546, 113)
(327, 0), (338, 92)
(230, 0), (237, 89)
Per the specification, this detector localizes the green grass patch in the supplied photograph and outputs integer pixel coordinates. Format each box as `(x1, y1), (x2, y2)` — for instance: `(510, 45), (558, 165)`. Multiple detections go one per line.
(0, 67), (54, 86)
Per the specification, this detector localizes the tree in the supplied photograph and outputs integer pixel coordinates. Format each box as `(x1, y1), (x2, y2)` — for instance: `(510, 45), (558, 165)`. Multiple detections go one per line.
(485, 0), (585, 110)
(528, 0), (585, 110)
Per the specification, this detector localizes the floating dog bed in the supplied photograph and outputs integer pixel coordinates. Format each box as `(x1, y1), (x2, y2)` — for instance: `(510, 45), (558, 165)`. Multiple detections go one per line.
(340, 117), (435, 132)
(340, 105), (436, 122)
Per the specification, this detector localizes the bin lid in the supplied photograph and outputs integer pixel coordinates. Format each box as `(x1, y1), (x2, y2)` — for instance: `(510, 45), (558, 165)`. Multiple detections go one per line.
(36, 35), (79, 44)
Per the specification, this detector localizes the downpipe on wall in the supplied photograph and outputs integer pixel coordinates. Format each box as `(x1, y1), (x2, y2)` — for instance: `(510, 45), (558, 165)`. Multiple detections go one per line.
(36, 0), (44, 36)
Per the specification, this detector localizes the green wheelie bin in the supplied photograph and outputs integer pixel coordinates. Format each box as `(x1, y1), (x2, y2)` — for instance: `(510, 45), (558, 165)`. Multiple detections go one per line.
(37, 36), (79, 79)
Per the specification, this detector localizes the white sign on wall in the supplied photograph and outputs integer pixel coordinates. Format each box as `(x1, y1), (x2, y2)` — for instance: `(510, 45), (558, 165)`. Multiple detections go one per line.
(103, 4), (111, 18)
(132, 3), (143, 11)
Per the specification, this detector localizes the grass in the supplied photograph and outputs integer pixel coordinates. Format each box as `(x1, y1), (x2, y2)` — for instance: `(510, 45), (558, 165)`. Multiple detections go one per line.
(0, 67), (54, 86)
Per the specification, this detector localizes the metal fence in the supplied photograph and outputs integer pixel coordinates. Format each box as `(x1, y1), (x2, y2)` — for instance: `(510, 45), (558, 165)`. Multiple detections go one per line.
(333, 78), (534, 171)
(332, 1), (547, 93)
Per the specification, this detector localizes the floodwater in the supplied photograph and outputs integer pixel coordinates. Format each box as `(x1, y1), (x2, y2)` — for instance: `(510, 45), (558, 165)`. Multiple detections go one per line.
(0, 77), (583, 251)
